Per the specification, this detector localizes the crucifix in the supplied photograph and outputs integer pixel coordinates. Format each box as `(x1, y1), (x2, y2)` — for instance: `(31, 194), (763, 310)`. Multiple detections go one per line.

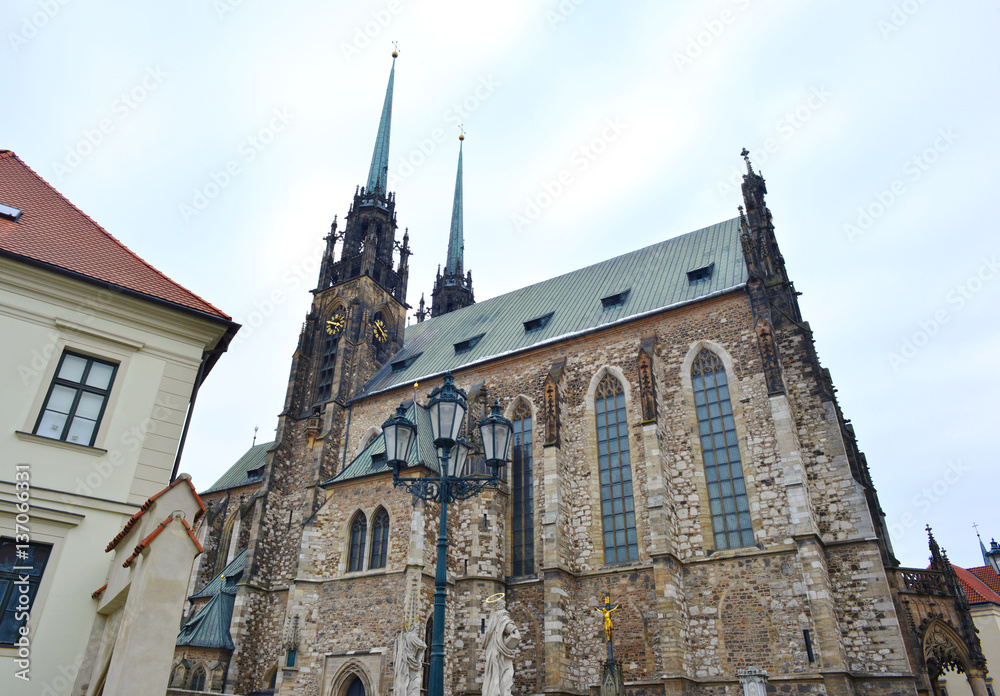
(595, 592), (620, 663)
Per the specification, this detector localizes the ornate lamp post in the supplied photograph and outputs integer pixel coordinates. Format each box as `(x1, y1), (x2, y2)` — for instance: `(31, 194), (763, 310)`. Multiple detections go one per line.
(382, 373), (513, 696)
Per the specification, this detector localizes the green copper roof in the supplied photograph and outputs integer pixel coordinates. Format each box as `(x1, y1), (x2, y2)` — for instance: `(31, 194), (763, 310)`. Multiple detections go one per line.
(190, 547), (246, 600)
(201, 441), (273, 494)
(322, 401), (438, 485)
(357, 217), (747, 398)
(445, 140), (464, 276)
(178, 548), (246, 650)
(365, 57), (395, 197)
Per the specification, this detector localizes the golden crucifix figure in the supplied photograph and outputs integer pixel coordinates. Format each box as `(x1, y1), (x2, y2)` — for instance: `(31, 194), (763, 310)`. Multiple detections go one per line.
(595, 592), (620, 643)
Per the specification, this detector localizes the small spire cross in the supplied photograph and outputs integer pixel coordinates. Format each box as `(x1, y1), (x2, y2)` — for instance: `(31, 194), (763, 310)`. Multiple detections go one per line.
(392, 41), (400, 54)
(458, 124), (466, 137)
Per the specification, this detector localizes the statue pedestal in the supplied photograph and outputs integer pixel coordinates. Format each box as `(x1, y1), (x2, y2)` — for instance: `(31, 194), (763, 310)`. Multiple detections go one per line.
(599, 660), (624, 696)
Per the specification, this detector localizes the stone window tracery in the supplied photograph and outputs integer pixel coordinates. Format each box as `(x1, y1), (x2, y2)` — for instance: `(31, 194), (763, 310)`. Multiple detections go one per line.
(348, 512), (367, 572)
(510, 402), (534, 576)
(595, 373), (638, 563)
(692, 349), (754, 550)
(369, 508), (389, 569)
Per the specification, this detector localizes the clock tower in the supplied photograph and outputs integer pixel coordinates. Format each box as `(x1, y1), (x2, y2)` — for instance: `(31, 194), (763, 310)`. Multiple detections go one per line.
(276, 52), (410, 481)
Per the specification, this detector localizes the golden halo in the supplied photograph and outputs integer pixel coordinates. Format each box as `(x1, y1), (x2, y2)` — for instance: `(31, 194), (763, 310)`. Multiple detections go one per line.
(485, 593), (505, 604)
(403, 617), (418, 630)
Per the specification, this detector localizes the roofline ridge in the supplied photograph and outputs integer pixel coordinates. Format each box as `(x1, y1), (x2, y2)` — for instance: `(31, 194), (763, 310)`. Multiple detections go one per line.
(2, 153), (231, 320)
(355, 282), (747, 401)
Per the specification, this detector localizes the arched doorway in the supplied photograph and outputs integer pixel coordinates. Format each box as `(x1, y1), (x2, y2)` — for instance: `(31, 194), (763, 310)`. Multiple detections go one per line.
(345, 676), (365, 696)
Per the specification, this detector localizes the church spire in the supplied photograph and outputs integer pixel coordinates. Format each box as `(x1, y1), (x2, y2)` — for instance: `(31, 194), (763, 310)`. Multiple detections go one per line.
(430, 133), (475, 318)
(365, 51), (396, 198)
(445, 135), (464, 276)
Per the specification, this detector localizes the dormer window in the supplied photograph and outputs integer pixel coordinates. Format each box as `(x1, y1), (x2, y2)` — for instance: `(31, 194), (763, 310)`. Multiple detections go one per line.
(601, 289), (630, 309)
(454, 334), (485, 354)
(390, 353), (422, 373)
(523, 312), (554, 334)
(687, 263), (714, 285)
(0, 202), (22, 222)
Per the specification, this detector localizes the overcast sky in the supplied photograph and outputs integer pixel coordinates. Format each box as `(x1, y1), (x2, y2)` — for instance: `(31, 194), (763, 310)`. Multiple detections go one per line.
(5, 1), (998, 570)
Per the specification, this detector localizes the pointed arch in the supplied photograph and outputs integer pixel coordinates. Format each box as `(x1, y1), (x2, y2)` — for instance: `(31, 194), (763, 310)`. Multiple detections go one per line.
(691, 347), (754, 550)
(359, 425), (382, 450)
(328, 659), (374, 696)
(923, 619), (974, 679)
(348, 511), (367, 572)
(189, 664), (207, 691)
(369, 507), (390, 569)
(317, 302), (347, 402)
(589, 369), (638, 564)
(505, 396), (536, 576)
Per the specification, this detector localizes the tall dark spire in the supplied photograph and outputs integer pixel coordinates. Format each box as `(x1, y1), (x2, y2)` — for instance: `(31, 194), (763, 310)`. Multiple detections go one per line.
(445, 137), (464, 277)
(431, 135), (475, 318)
(365, 52), (396, 198)
(315, 51), (407, 306)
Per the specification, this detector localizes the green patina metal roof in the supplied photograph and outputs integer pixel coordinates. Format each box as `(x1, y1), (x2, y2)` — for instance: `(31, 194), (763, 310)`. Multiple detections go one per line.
(201, 441), (274, 495)
(322, 401), (438, 485)
(445, 140), (464, 276)
(190, 547), (246, 600)
(365, 56), (395, 197)
(177, 548), (246, 650)
(356, 217), (747, 398)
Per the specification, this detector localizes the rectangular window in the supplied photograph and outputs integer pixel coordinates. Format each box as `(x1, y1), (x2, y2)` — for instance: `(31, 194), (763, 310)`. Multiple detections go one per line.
(0, 539), (52, 645)
(33, 351), (117, 447)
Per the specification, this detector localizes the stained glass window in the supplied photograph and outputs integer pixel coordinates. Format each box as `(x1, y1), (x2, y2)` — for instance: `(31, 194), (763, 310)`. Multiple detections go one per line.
(510, 403), (534, 576)
(596, 374), (637, 563)
(692, 349), (754, 550)
(369, 508), (389, 569)
(348, 512), (367, 572)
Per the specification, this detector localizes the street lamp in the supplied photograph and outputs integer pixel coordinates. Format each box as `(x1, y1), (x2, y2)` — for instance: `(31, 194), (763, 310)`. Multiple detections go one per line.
(382, 373), (512, 696)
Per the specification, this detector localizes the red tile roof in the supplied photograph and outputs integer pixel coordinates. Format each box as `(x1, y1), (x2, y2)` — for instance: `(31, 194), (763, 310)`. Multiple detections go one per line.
(0, 150), (229, 320)
(954, 565), (1000, 605)
(106, 475), (206, 552)
(122, 513), (203, 568)
(969, 565), (1000, 597)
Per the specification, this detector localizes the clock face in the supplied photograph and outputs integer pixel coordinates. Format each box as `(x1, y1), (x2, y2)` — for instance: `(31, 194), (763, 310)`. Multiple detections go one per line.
(373, 317), (389, 343)
(326, 312), (346, 336)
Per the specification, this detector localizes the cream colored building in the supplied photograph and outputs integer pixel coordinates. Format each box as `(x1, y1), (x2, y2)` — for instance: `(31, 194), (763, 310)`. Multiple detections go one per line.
(940, 563), (1000, 696)
(0, 150), (237, 695)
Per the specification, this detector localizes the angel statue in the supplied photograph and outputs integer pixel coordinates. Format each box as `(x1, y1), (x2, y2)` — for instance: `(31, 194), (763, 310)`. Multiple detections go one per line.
(482, 594), (521, 696)
(393, 620), (426, 696)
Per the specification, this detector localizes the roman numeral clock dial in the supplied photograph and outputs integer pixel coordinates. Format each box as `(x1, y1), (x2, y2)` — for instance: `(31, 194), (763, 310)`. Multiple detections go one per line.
(373, 317), (388, 343)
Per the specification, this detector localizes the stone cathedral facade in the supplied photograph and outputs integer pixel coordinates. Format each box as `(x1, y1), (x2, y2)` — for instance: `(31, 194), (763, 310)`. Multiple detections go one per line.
(168, 57), (988, 696)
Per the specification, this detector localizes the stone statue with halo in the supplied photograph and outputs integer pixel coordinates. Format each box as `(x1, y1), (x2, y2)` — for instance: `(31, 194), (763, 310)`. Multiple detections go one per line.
(482, 593), (521, 696)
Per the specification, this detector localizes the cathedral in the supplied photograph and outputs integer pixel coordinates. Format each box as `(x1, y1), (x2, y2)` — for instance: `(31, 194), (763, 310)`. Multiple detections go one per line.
(168, 55), (989, 696)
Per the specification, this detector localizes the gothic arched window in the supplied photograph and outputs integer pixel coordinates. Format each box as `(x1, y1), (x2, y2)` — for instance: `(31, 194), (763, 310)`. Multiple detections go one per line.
(421, 617), (433, 696)
(510, 402), (534, 576)
(692, 349), (754, 550)
(595, 373), (637, 564)
(369, 508), (389, 569)
(348, 512), (367, 572)
(189, 665), (207, 692)
(316, 308), (342, 402)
